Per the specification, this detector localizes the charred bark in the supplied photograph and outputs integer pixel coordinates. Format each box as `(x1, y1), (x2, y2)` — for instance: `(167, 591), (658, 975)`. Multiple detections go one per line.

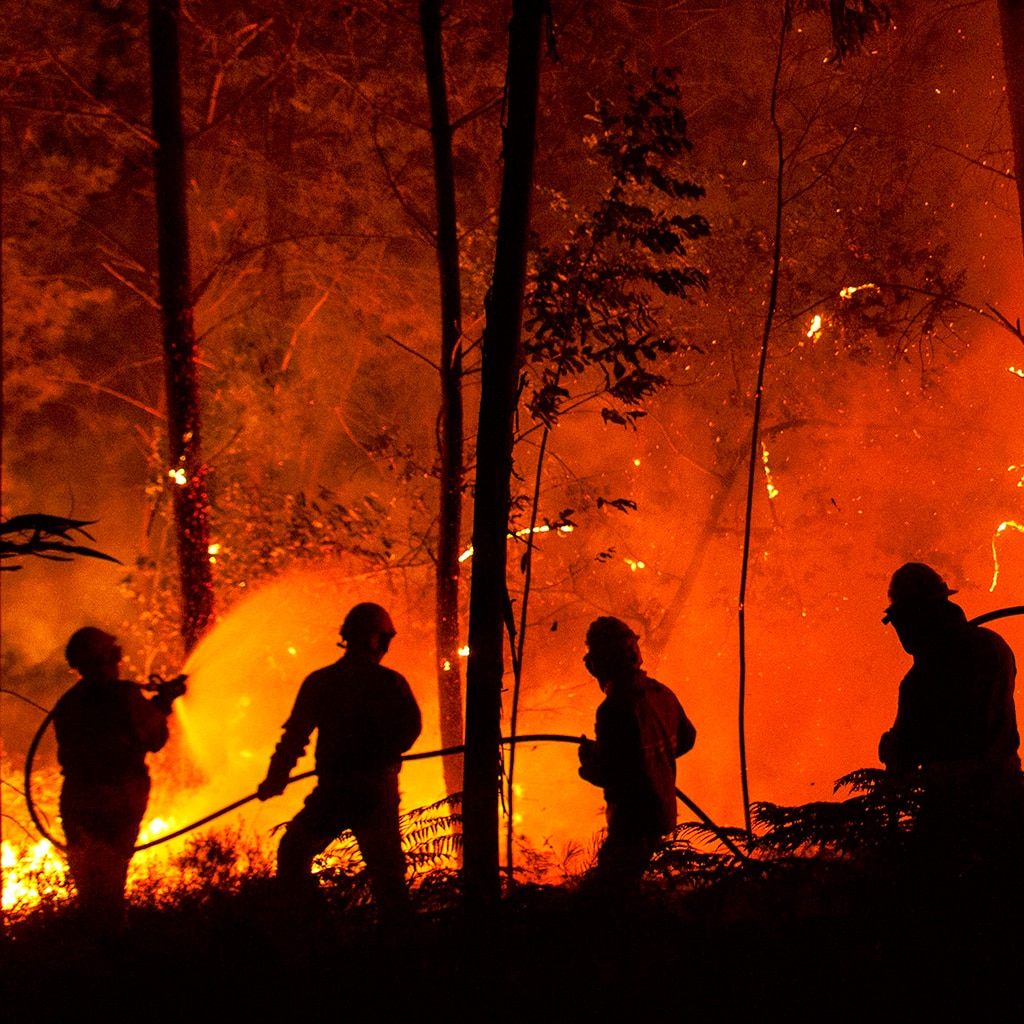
(148, 0), (214, 654)
(999, 0), (1024, 265)
(462, 0), (545, 908)
(420, 0), (466, 798)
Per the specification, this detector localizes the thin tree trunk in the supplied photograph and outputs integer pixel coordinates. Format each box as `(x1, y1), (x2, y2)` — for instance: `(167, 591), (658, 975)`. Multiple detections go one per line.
(737, 1), (789, 838)
(462, 0), (545, 909)
(420, 0), (466, 798)
(148, 0), (213, 655)
(998, 0), (1024, 265)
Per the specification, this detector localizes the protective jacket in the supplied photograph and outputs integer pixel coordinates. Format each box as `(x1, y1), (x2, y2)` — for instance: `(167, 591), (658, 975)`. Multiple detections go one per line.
(54, 674), (172, 889)
(879, 610), (1020, 775)
(54, 676), (170, 788)
(579, 671), (696, 836)
(263, 655), (422, 803)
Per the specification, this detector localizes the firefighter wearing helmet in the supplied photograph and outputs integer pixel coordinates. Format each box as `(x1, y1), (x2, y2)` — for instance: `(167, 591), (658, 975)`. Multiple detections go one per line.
(878, 563), (1021, 851)
(54, 627), (186, 928)
(257, 602), (421, 921)
(577, 616), (696, 890)
(878, 563), (1019, 773)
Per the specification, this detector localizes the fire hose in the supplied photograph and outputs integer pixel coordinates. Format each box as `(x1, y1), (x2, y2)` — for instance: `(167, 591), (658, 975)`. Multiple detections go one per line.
(22, 604), (1024, 866)
(23, 722), (745, 860)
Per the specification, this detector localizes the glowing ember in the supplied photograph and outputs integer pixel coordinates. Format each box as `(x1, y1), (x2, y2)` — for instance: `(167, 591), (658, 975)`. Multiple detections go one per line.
(989, 520), (1024, 592)
(806, 314), (822, 339)
(168, 468), (187, 485)
(1008, 366), (1024, 379)
(624, 558), (646, 571)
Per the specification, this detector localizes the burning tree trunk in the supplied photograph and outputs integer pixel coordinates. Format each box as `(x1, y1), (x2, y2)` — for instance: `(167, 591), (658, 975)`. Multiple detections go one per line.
(148, 0), (214, 654)
(999, 0), (1024, 264)
(462, 0), (545, 908)
(420, 0), (466, 798)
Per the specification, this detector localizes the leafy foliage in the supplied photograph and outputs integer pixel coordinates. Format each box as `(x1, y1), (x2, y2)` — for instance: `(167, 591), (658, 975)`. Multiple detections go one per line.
(524, 67), (708, 428)
(0, 514), (120, 570)
(751, 768), (919, 859)
(650, 827), (749, 886)
(311, 793), (462, 908)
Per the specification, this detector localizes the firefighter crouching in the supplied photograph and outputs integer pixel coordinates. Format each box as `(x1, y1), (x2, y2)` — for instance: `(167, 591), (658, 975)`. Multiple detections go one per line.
(54, 627), (186, 928)
(257, 603), (422, 921)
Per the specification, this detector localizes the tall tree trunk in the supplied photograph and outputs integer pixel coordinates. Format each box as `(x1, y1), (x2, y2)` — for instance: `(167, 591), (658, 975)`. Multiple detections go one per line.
(148, 0), (213, 655)
(420, 0), (466, 798)
(999, 0), (1024, 266)
(462, 0), (545, 909)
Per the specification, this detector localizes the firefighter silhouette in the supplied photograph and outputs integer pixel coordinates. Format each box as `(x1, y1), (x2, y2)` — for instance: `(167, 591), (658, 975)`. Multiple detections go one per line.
(258, 603), (421, 920)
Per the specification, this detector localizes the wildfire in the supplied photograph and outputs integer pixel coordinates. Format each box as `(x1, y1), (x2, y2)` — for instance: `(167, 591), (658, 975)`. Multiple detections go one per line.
(2, 838), (69, 914)
(989, 520), (1024, 592)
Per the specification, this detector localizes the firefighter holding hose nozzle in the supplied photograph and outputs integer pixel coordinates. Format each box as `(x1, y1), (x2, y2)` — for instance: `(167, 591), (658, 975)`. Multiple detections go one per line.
(54, 627), (186, 929)
(257, 602), (422, 922)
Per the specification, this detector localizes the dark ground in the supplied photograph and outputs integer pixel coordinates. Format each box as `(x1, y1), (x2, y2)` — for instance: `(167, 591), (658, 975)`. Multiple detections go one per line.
(4, 856), (1023, 1022)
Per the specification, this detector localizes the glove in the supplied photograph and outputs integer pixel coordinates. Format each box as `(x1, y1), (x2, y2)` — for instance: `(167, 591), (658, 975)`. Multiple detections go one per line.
(257, 775), (287, 801)
(150, 673), (188, 713)
(578, 735), (596, 765)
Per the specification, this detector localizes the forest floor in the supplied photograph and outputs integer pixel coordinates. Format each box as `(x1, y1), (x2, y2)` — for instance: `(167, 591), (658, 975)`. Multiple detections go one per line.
(4, 852), (1022, 1022)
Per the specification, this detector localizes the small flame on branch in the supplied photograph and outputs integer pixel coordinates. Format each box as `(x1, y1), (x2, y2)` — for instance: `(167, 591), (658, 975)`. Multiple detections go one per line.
(458, 524), (574, 563)
(990, 520), (1024, 592)
(839, 282), (877, 299)
(761, 444), (780, 500)
(1008, 366), (1024, 379)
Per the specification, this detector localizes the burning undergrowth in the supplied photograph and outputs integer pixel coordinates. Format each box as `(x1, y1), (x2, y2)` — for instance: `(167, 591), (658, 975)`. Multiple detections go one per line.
(5, 788), (1024, 1022)
(2, 789), (465, 922)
